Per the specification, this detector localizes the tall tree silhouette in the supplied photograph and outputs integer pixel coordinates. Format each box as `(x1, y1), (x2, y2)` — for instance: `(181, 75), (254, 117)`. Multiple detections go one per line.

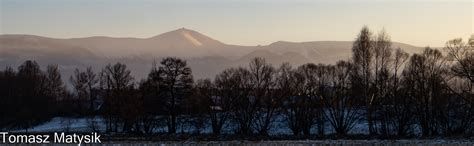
(155, 57), (193, 134)
(372, 29), (393, 136)
(214, 68), (248, 134)
(45, 65), (65, 100)
(100, 63), (135, 133)
(351, 26), (376, 135)
(71, 67), (98, 115)
(277, 63), (307, 136)
(386, 48), (412, 136)
(321, 61), (360, 136)
(442, 38), (474, 135)
(402, 48), (448, 136)
(249, 58), (279, 135)
(226, 67), (255, 134)
(188, 79), (213, 134)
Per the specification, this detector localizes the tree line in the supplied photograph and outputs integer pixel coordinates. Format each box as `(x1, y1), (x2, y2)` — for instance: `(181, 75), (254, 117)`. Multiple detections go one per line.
(0, 27), (473, 138)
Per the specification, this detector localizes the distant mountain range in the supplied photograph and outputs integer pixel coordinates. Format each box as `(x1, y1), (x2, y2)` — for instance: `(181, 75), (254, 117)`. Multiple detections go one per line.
(0, 28), (425, 80)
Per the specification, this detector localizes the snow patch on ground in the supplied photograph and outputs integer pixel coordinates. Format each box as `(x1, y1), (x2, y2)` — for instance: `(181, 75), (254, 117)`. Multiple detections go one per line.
(12, 115), (369, 135)
(12, 117), (105, 133)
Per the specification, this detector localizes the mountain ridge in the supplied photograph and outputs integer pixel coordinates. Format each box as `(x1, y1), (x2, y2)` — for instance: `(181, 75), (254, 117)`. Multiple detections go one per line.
(0, 27), (428, 46)
(0, 28), (426, 79)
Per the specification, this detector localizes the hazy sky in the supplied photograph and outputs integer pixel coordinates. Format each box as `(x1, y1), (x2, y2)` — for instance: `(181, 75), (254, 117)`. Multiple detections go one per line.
(0, 0), (472, 47)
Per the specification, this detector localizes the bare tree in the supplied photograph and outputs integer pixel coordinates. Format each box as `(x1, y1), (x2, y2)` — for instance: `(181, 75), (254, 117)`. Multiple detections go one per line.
(71, 68), (88, 113)
(155, 57), (193, 134)
(445, 38), (474, 83)
(322, 61), (360, 136)
(286, 63), (323, 136)
(248, 58), (279, 135)
(385, 48), (413, 137)
(281, 66), (307, 136)
(402, 48), (448, 136)
(84, 67), (99, 114)
(213, 68), (247, 134)
(138, 78), (161, 134)
(442, 38), (474, 135)
(100, 63), (136, 133)
(372, 29), (393, 136)
(71, 67), (99, 131)
(277, 63), (307, 136)
(188, 79), (213, 134)
(45, 65), (65, 101)
(351, 26), (377, 135)
(228, 67), (255, 134)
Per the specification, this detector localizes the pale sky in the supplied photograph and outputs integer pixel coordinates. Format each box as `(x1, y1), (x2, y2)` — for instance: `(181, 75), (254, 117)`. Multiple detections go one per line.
(0, 0), (472, 47)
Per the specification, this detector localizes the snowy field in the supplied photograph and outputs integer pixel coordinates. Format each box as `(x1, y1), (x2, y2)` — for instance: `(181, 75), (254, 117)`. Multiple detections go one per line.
(7, 117), (474, 144)
(11, 117), (104, 133)
(11, 116), (373, 135)
(105, 140), (474, 145)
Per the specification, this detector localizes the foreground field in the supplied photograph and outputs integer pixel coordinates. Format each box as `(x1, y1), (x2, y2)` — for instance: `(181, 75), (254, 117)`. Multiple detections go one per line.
(14, 116), (372, 135)
(106, 140), (474, 145)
